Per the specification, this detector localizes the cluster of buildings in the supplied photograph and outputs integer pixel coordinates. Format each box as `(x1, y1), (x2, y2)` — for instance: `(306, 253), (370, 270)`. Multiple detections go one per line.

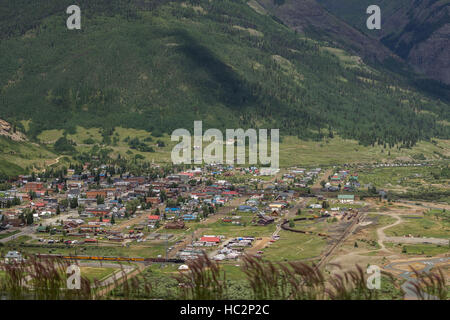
(282, 168), (322, 188)
(212, 236), (256, 261)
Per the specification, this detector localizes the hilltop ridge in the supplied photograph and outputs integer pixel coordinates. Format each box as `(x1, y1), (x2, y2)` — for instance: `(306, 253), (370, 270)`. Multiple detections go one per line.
(0, 0), (449, 150)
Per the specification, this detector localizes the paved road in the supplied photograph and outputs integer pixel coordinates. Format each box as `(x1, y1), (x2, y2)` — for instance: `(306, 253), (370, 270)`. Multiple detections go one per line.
(0, 210), (76, 244)
(384, 257), (449, 300)
(0, 226), (35, 243)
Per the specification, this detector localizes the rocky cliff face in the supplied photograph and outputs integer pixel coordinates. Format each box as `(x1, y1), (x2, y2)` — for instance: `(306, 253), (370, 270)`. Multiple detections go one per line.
(317, 0), (450, 84)
(408, 23), (450, 84)
(0, 119), (26, 141)
(257, 0), (397, 64)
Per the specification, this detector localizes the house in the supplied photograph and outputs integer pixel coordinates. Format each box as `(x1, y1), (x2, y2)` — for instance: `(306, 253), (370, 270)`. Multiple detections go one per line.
(182, 214), (197, 221)
(268, 203), (286, 210)
(23, 182), (44, 193)
(237, 205), (257, 213)
(85, 208), (110, 216)
(165, 207), (181, 213)
(338, 194), (355, 203)
(145, 197), (161, 205)
(5, 251), (23, 263)
(67, 189), (81, 199)
(222, 191), (239, 197)
(200, 236), (221, 244)
(78, 198), (97, 207)
(165, 221), (185, 229)
(257, 215), (274, 226)
(36, 226), (47, 232)
(148, 215), (161, 225)
(246, 199), (259, 206)
(330, 174), (341, 182)
(86, 190), (107, 199)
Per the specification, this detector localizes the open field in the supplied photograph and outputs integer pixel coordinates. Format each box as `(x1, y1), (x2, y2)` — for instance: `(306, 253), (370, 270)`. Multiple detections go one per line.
(385, 242), (450, 256)
(189, 215), (277, 239)
(31, 127), (450, 168)
(0, 136), (57, 175)
(79, 266), (117, 283)
(384, 210), (450, 239)
(358, 166), (450, 192)
(1, 240), (169, 259)
(279, 136), (450, 167)
(262, 230), (326, 262)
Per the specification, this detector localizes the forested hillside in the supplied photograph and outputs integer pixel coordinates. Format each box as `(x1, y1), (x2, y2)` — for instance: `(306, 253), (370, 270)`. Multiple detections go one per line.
(0, 0), (449, 148)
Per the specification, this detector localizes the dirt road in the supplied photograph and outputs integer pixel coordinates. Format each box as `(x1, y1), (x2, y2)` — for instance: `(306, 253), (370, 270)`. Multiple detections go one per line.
(95, 263), (144, 297)
(374, 212), (403, 252)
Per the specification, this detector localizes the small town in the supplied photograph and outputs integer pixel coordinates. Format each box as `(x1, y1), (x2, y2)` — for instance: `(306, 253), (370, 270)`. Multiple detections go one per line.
(0, 0), (449, 308)
(1, 159), (448, 300)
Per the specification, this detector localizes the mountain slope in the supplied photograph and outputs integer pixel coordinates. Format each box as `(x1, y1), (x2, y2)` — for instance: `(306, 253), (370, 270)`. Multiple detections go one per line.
(317, 0), (450, 85)
(256, 0), (397, 64)
(0, 0), (449, 148)
(0, 141), (58, 177)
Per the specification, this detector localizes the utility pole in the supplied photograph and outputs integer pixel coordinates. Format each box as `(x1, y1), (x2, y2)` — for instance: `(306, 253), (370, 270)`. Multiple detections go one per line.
(161, 237), (168, 269)
(165, 237), (168, 263)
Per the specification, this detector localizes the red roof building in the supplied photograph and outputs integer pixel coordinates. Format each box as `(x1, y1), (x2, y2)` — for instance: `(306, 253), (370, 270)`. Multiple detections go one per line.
(179, 172), (194, 178)
(85, 209), (110, 216)
(145, 197), (161, 205)
(222, 191), (239, 196)
(23, 182), (44, 192)
(200, 236), (220, 243)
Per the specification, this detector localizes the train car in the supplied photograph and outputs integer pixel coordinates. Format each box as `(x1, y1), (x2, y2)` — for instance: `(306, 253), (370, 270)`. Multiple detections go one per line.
(102, 257), (117, 261)
(131, 257), (145, 262)
(75, 256), (91, 260)
(34, 253), (183, 264)
(116, 257), (129, 261)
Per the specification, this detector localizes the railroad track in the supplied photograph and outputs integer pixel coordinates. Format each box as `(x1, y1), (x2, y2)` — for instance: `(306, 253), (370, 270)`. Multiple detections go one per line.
(314, 212), (365, 270)
(33, 253), (185, 264)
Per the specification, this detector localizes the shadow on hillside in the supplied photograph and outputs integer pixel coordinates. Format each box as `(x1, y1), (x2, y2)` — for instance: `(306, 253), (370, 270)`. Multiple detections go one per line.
(172, 29), (258, 110)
